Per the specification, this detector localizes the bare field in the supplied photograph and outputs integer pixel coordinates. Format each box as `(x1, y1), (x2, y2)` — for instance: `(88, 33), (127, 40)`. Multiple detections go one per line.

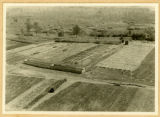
(97, 41), (154, 71)
(59, 44), (120, 72)
(33, 82), (154, 111)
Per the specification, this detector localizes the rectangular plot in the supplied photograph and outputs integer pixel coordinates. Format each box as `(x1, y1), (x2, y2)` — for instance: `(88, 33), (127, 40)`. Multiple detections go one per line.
(109, 87), (138, 111)
(18, 43), (65, 56)
(133, 49), (155, 86)
(90, 67), (131, 82)
(7, 40), (29, 50)
(6, 79), (63, 110)
(7, 44), (37, 55)
(5, 75), (43, 104)
(7, 54), (26, 64)
(61, 44), (120, 69)
(25, 79), (66, 109)
(27, 43), (96, 64)
(126, 88), (155, 112)
(55, 37), (121, 44)
(61, 45), (108, 66)
(97, 42), (154, 71)
(62, 45), (101, 62)
(33, 82), (133, 111)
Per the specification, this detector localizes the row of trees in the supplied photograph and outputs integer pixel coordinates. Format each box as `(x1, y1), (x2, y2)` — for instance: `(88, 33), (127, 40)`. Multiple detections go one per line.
(24, 18), (81, 37)
(23, 18), (154, 41)
(25, 18), (41, 34)
(58, 24), (81, 37)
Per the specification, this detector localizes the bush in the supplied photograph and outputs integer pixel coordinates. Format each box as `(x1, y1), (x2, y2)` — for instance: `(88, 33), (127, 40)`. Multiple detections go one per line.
(33, 22), (41, 33)
(146, 36), (155, 41)
(95, 41), (100, 44)
(132, 34), (145, 40)
(72, 25), (80, 36)
(25, 18), (32, 33)
(58, 31), (64, 37)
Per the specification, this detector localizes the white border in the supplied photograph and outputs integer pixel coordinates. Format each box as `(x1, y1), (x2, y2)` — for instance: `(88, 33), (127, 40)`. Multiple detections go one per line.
(3, 3), (159, 6)
(3, 3), (6, 115)
(155, 3), (159, 115)
(2, 3), (159, 115)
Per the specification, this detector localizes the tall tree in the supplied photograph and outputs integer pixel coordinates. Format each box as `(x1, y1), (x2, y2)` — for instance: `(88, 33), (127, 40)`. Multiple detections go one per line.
(25, 18), (32, 33)
(33, 22), (41, 34)
(72, 24), (80, 37)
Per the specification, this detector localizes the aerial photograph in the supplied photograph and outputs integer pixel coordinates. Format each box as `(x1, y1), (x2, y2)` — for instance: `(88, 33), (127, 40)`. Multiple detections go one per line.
(5, 4), (156, 112)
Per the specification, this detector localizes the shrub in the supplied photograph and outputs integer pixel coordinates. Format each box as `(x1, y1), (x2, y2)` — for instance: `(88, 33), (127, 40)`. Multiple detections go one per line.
(72, 25), (80, 36)
(33, 22), (41, 33)
(132, 34), (145, 40)
(58, 31), (64, 37)
(25, 18), (32, 33)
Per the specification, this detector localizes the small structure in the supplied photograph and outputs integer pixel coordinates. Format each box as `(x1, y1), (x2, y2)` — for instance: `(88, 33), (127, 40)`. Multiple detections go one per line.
(124, 41), (129, 45)
(49, 88), (54, 93)
(121, 37), (131, 44)
(121, 39), (124, 43)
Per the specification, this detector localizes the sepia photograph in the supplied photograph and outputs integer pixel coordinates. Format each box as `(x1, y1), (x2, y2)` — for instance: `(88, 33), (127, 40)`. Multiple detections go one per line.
(3, 3), (158, 113)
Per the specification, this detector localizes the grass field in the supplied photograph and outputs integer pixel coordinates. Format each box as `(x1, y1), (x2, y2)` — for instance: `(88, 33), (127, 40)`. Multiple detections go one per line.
(33, 82), (154, 111)
(133, 48), (155, 86)
(5, 75), (44, 104)
(7, 40), (29, 50)
(6, 75), (67, 110)
(6, 53), (26, 65)
(10, 35), (54, 44)
(126, 88), (154, 112)
(24, 79), (66, 109)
